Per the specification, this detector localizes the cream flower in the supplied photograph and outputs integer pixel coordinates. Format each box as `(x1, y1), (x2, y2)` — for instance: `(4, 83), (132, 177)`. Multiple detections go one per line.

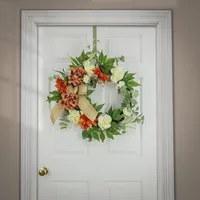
(67, 110), (80, 124)
(110, 67), (125, 83)
(123, 107), (132, 117)
(115, 81), (125, 89)
(83, 60), (95, 75)
(98, 114), (112, 130)
(83, 75), (90, 83)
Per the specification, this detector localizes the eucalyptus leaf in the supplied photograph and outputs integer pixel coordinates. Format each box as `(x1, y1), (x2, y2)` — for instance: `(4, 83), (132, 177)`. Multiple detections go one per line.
(119, 55), (125, 62)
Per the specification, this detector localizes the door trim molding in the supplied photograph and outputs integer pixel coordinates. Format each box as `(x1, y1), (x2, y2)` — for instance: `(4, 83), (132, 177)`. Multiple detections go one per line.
(21, 10), (173, 200)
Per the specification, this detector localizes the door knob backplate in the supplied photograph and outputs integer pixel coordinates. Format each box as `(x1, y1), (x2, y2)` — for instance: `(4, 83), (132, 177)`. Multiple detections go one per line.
(39, 167), (48, 176)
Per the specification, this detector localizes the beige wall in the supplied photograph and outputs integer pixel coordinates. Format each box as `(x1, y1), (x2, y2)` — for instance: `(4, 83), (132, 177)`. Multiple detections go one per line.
(0, 0), (200, 200)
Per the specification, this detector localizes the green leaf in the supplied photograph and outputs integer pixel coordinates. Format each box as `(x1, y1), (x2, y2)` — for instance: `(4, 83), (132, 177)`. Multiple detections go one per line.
(95, 104), (104, 112)
(47, 95), (61, 103)
(90, 79), (97, 88)
(119, 55), (125, 62)
(115, 57), (119, 65)
(132, 90), (139, 98)
(71, 57), (81, 66)
(87, 129), (94, 142)
(69, 56), (78, 66)
(63, 77), (68, 82)
(87, 90), (95, 96)
(107, 127), (121, 136)
(59, 122), (66, 126)
(99, 51), (104, 64)
(97, 112), (103, 117)
(112, 109), (121, 116)
(113, 115), (123, 121)
(123, 71), (128, 79)
(76, 51), (89, 65)
(51, 91), (61, 96)
(100, 65), (115, 75)
(122, 72), (140, 89)
(124, 73), (135, 80)
(141, 116), (144, 124)
(86, 51), (92, 56)
(105, 58), (115, 66)
(102, 55), (107, 64)
(108, 106), (113, 116)
(47, 89), (61, 103)
(60, 126), (67, 129)
(114, 131), (120, 135)
(112, 130), (121, 135)
(98, 52), (115, 74)
(92, 131), (100, 141)
(81, 50), (86, 57)
(114, 55), (125, 65)
(131, 80), (141, 86)
(82, 131), (88, 139)
(76, 56), (82, 64)
(49, 90), (60, 96)
(99, 67), (107, 74)
(111, 122), (119, 130)
(54, 69), (68, 80)
(54, 70), (66, 76)
(106, 130), (114, 140)
(112, 109), (124, 121)
(100, 131), (105, 142)
(69, 64), (77, 68)
(85, 96), (92, 103)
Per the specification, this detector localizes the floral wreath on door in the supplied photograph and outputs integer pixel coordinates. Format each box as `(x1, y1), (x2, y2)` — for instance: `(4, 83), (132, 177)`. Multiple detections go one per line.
(47, 42), (144, 142)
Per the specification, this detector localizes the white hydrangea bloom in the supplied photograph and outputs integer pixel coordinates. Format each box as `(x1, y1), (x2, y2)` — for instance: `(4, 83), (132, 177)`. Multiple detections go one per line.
(67, 110), (80, 124)
(83, 75), (90, 83)
(83, 60), (95, 75)
(110, 67), (125, 83)
(98, 114), (112, 130)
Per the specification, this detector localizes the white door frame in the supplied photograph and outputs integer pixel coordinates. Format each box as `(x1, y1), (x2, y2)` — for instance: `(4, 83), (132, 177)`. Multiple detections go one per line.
(21, 10), (174, 200)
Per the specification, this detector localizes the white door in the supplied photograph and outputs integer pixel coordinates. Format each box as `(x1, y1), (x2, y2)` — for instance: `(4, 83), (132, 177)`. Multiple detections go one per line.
(38, 25), (156, 200)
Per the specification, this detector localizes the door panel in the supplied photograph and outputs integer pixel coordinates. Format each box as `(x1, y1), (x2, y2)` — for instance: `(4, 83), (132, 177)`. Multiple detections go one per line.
(38, 26), (156, 200)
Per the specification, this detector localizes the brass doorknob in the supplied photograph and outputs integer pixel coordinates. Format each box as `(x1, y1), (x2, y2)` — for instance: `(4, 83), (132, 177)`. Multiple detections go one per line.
(38, 167), (48, 176)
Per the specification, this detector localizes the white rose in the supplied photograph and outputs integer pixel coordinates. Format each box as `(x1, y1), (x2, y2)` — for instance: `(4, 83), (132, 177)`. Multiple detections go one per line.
(115, 81), (125, 89)
(83, 60), (95, 75)
(110, 67), (125, 83)
(123, 107), (132, 117)
(67, 110), (80, 124)
(98, 114), (112, 130)
(83, 75), (90, 83)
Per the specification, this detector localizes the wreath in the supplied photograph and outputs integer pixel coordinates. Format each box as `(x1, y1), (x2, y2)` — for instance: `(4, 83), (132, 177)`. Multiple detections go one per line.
(47, 45), (144, 142)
